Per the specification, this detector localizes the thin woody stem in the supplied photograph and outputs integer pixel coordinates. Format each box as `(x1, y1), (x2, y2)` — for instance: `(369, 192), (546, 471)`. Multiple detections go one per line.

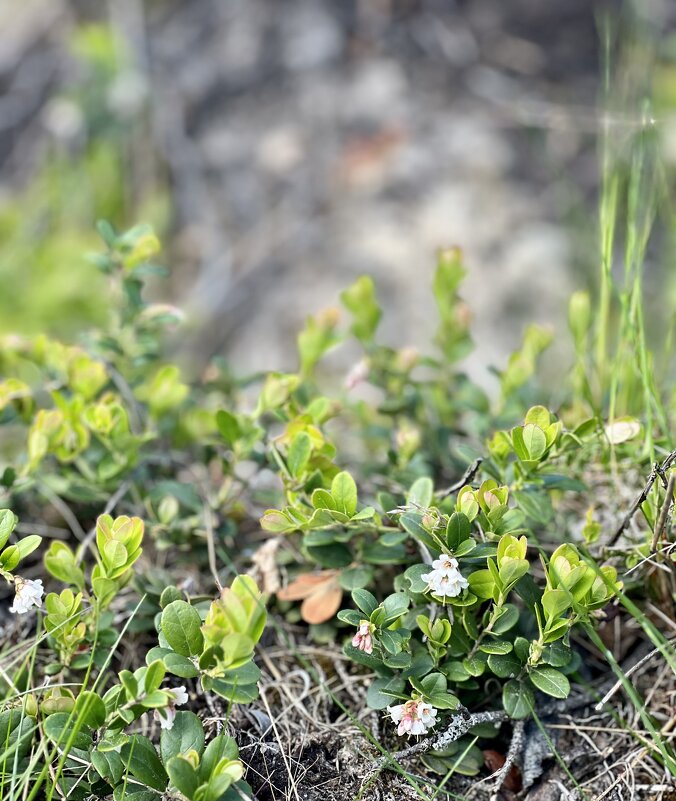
(373, 709), (507, 769)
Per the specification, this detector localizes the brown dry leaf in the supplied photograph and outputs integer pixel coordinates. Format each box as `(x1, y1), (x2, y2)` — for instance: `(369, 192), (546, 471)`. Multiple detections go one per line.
(248, 536), (282, 594)
(277, 570), (342, 624)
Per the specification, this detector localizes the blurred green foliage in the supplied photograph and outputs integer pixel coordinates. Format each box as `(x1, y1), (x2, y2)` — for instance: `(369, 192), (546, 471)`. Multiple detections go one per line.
(0, 24), (169, 338)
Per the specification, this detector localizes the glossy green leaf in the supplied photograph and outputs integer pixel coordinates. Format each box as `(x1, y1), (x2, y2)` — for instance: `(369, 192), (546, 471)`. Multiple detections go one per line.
(161, 601), (204, 657)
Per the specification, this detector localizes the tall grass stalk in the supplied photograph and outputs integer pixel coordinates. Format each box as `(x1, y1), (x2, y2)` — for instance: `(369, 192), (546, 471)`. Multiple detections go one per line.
(592, 18), (671, 454)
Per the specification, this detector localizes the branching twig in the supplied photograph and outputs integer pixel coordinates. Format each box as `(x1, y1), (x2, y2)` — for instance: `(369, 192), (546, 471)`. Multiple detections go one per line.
(651, 471), (675, 553)
(439, 458), (484, 499)
(372, 709), (507, 769)
(608, 448), (676, 547)
(595, 635), (676, 710)
(521, 724), (552, 790)
(489, 719), (525, 801)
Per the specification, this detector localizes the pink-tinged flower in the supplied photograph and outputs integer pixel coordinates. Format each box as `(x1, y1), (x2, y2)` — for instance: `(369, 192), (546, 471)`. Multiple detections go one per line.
(10, 577), (44, 614)
(351, 620), (373, 654)
(387, 699), (438, 737)
(421, 554), (468, 598)
(345, 359), (370, 391)
(153, 685), (189, 730)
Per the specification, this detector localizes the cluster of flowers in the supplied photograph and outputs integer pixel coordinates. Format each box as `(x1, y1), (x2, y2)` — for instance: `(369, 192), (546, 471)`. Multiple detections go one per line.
(9, 576), (44, 614)
(349, 557), (471, 736)
(7, 574), (190, 730)
(387, 698), (438, 736)
(421, 554), (469, 598)
(351, 620), (374, 654)
(11, 549), (462, 741)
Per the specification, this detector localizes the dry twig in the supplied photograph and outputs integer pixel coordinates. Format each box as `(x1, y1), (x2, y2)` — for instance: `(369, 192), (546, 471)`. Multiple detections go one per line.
(439, 458), (484, 499)
(651, 471), (675, 553)
(609, 449), (676, 547)
(373, 709), (507, 770)
(489, 719), (526, 801)
(596, 636), (676, 711)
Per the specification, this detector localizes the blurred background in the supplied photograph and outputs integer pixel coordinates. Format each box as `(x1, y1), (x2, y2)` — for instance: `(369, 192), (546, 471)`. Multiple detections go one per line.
(2, 0), (676, 390)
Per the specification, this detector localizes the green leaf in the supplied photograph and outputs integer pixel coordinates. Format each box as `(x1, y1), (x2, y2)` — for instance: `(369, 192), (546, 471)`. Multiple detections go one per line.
(166, 756), (199, 799)
(498, 559), (529, 589)
(216, 410), (241, 445)
(352, 506), (375, 521)
(528, 666), (570, 699)
(514, 490), (553, 524)
(331, 472), (358, 517)
(479, 639), (513, 655)
(161, 711), (205, 762)
(487, 652), (522, 679)
(44, 542), (85, 589)
(161, 601), (204, 657)
(511, 427), (529, 461)
(542, 589), (570, 621)
(468, 569), (494, 600)
(121, 735), (168, 792)
(160, 587), (183, 608)
(428, 692), (460, 710)
(462, 653), (487, 677)
(306, 542), (352, 568)
(382, 651), (412, 669)
(44, 713), (92, 751)
(367, 677), (405, 709)
(343, 643), (390, 673)
(543, 619), (571, 643)
(381, 592), (409, 621)
(378, 530), (408, 547)
(0, 509), (17, 550)
(163, 653), (200, 679)
(362, 541), (407, 565)
(502, 679), (534, 719)
(14, 534), (41, 561)
(140, 690), (169, 709)
(201, 734), (240, 779)
(74, 691), (106, 728)
(103, 540), (127, 572)
(419, 672), (446, 697)
(379, 629), (404, 655)
(541, 641), (573, 668)
(337, 609), (362, 626)
(144, 660), (166, 694)
(521, 424), (547, 460)
(340, 275), (381, 342)
(339, 567), (372, 591)
(260, 509), (296, 533)
(352, 589), (378, 617)
(113, 789), (160, 801)
(524, 406), (551, 429)
(119, 670), (139, 699)
(311, 489), (336, 511)
(514, 574), (543, 608)
(403, 563), (429, 594)
(287, 432), (312, 478)
(408, 477), (433, 508)
(446, 512), (471, 550)
(91, 749), (124, 785)
(492, 603), (520, 634)
(399, 512), (438, 551)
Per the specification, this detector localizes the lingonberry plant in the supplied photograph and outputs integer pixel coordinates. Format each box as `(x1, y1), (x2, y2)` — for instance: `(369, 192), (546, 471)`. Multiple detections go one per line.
(0, 223), (672, 798)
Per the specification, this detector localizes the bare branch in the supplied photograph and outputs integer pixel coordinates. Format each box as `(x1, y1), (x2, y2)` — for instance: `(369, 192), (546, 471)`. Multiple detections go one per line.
(439, 458), (484, 499)
(608, 448), (676, 547)
(372, 709), (507, 770)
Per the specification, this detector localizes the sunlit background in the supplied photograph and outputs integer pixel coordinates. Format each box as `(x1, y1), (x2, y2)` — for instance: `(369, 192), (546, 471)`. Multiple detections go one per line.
(2, 0), (676, 390)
